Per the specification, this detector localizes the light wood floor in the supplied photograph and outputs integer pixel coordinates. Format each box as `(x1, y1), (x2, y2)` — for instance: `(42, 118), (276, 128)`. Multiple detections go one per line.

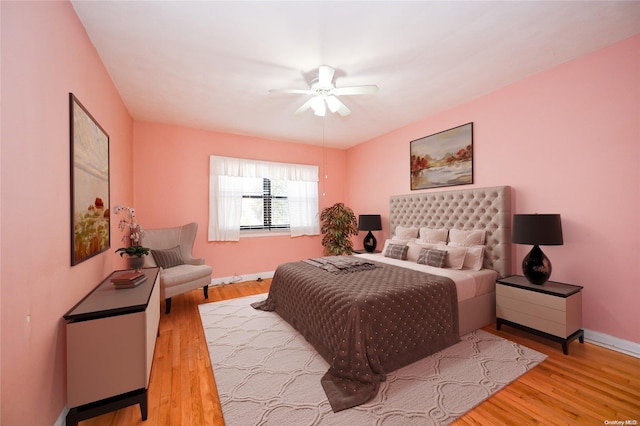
(81, 280), (640, 425)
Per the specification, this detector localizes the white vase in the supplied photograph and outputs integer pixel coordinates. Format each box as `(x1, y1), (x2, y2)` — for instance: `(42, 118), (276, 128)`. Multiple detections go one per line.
(127, 256), (145, 272)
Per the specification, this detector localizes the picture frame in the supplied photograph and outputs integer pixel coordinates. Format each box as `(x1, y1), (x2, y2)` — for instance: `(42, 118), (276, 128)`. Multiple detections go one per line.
(70, 93), (110, 265)
(410, 122), (473, 190)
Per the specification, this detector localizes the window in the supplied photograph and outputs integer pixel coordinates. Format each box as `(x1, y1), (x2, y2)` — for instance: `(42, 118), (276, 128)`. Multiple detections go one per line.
(208, 156), (320, 241)
(240, 178), (290, 231)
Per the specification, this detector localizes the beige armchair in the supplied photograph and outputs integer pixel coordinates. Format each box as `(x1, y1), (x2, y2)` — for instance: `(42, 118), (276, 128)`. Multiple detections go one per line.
(141, 222), (212, 314)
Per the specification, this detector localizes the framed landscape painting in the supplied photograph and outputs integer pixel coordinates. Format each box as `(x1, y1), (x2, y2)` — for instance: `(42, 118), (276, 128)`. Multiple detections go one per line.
(410, 122), (473, 190)
(70, 93), (110, 265)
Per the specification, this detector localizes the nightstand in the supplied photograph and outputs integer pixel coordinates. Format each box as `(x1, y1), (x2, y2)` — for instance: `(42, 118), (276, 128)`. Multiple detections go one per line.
(353, 249), (381, 254)
(496, 275), (584, 355)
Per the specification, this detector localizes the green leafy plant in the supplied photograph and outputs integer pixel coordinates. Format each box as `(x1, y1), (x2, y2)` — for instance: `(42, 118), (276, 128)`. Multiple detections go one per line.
(115, 246), (150, 258)
(320, 202), (359, 256)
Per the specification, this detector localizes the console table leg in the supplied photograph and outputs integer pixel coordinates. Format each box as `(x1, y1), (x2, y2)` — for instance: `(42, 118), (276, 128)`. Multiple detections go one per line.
(139, 390), (148, 420)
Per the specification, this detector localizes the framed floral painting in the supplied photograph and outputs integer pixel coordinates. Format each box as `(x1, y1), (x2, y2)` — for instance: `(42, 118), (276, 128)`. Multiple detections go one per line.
(410, 122), (473, 190)
(70, 93), (110, 265)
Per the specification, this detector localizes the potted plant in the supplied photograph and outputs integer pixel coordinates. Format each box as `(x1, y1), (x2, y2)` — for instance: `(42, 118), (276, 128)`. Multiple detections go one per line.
(320, 202), (359, 256)
(115, 245), (150, 258)
(113, 205), (150, 271)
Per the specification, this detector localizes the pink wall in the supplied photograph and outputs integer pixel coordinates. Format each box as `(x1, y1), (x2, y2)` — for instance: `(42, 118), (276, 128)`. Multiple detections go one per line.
(1, 2), (134, 424)
(346, 35), (640, 344)
(1, 2), (637, 423)
(133, 122), (347, 277)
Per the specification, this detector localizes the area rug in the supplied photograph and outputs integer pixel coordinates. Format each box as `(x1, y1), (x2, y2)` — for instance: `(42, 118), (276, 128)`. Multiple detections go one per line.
(198, 294), (546, 426)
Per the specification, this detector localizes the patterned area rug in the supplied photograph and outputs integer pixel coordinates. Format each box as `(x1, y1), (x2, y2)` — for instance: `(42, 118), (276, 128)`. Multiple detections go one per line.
(199, 294), (546, 426)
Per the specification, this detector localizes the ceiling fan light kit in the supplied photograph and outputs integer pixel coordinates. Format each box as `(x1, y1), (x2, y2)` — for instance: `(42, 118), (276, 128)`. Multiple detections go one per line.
(270, 65), (378, 117)
(310, 96), (326, 116)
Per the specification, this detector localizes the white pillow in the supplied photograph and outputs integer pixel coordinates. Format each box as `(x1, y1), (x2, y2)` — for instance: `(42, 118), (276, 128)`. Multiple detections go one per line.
(406, 241), (438, 262)
(394, 226), (419, 240)
(418, 227), (448, 244)
(436, 244), (466, 270)
(461, 244), (485, 270)
(448, 229), (486, 246)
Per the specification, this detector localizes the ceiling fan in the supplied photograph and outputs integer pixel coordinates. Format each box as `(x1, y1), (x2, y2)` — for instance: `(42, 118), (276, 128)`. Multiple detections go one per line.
(269, 65), (378, 117)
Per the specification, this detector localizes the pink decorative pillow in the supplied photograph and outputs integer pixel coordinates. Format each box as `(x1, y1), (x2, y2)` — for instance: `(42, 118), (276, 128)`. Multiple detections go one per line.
(436, 244), (466, 269)
(418, 227), (448, 244)
(461, 245), (485, 270)
(448, 229), (486, 246)
(394, 226), (419, 240)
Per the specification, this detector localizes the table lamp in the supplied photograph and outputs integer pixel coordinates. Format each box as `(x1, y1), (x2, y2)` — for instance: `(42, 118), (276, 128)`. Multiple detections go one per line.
(358, 214), (382, 252)
(512, 214), (563, 285)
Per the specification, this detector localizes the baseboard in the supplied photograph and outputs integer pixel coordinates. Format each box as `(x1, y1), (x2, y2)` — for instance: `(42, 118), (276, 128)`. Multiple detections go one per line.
(55, 406), (68, 426)
(584, 328), (640, 359)
(210, 270), (275, 286)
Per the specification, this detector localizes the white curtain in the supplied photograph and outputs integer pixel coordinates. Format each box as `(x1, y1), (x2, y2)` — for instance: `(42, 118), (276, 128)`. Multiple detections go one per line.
(209, 156), (319, 241)
(209, 175), (244, 241)
(287, 180), (320, 237)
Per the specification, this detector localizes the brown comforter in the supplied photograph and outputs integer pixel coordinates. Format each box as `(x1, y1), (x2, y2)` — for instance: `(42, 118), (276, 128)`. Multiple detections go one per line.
(251, 257), (459, 412)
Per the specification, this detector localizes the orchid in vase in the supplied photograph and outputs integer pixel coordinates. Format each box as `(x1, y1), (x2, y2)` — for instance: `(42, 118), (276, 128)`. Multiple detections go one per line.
(113, 205), (150, 259)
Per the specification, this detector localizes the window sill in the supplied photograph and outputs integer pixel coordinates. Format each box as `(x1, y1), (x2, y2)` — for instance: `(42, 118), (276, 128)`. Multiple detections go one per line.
(240, 229), (291, 238)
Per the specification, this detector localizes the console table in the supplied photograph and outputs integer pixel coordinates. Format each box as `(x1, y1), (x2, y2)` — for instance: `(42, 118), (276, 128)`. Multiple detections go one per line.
(64, 267), (160, 426)
(496, 275), (584, 355)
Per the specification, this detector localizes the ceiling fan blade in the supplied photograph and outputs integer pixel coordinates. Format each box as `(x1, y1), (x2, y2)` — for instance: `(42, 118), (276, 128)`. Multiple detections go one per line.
(269, 88), (315, 95)
(333, 85), (379, 96)
(318, 65), (335, 86)
(294, 98), (315, 115)
(326, 96), (351, 116)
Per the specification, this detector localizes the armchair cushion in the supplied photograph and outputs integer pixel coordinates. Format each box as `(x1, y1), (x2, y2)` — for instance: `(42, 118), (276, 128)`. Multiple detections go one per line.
(151, 246), (184, 269)
(161, 264), (212, 290)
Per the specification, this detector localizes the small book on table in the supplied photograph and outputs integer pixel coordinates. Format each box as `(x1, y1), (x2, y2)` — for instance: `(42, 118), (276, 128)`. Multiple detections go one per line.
(111, 271), (147, 288)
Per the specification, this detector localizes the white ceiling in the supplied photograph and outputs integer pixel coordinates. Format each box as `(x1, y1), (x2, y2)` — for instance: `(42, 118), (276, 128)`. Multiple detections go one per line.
(71, 1), (640, 149)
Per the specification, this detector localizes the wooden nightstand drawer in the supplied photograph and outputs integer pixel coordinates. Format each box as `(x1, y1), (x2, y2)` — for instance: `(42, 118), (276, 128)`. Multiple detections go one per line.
(497, 284), (567, 311)
(496, 292), (567, 325)
(497, 300), (580, 338)
(495, 275), (584, 354)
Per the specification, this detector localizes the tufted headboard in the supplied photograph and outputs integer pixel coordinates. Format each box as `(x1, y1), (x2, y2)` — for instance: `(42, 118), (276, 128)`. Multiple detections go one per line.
(389, 186), (511, 278)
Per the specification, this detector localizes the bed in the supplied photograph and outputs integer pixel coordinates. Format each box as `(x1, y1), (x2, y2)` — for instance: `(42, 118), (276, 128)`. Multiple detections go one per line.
(252, 185), (511, 412)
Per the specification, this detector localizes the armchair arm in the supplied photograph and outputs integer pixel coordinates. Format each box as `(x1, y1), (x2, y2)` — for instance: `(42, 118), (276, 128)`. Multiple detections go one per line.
(183, 256), (205, 266)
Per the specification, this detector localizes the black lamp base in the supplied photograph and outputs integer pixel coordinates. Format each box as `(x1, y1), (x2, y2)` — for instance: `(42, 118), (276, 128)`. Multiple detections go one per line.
(522, 245), (552, 285)
(363, 231), (377, 253)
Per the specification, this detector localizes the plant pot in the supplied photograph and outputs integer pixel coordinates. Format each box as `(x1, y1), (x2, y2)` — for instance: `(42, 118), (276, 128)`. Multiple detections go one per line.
(127, 256), (145, 272)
